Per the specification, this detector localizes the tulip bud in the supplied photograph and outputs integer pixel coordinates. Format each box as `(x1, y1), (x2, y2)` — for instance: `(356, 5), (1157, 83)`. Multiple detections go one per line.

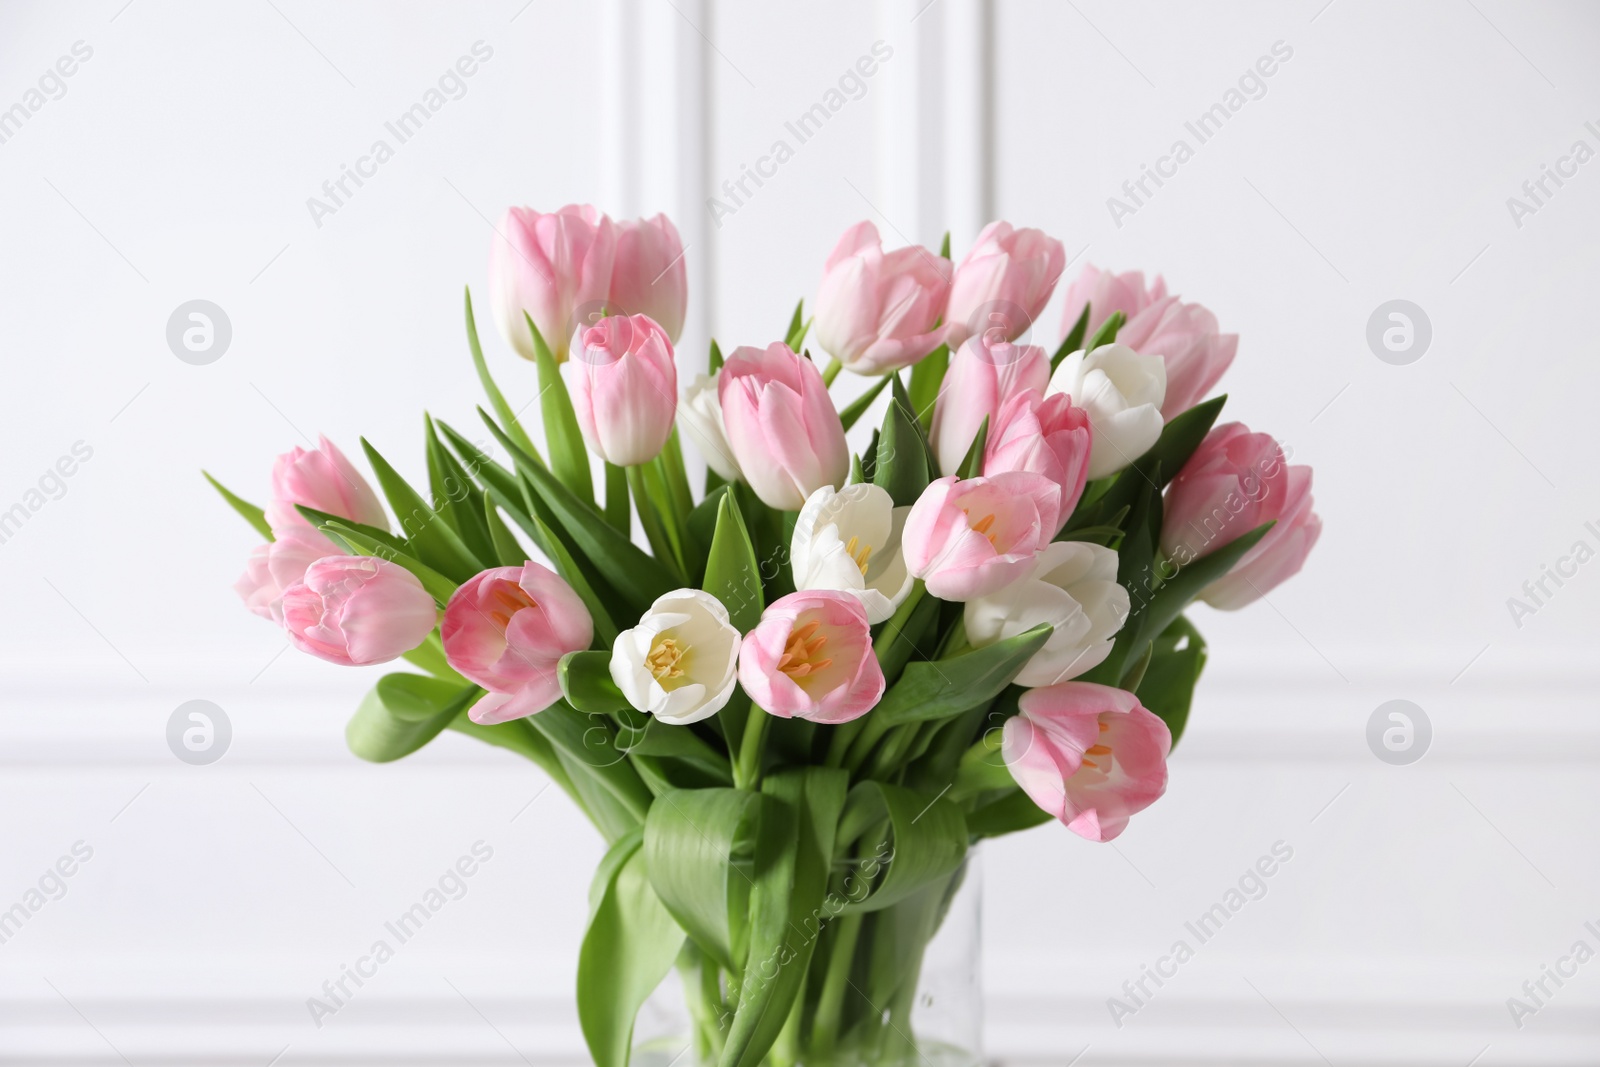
(984, 390), (1092, 523)
(928, 336), (1050, 477)
(442, 563), (594, 724)
(944, 221), (1066, 350)
(489, 204), (616, 362)
(717, 342), (849, 510)
(235, 527), (332, 623)
(813, 220), (949, 375)
(264, 436), (387, 545)
(610, 214), (688, 344)
(564, 314), (678, 466)
(1160, 423), (1321, 609)
(1047, 343), (1166, 480)
(902, 472), (1061, 601)
(738, 590), (885, 725)
(281, 557), (437, 667)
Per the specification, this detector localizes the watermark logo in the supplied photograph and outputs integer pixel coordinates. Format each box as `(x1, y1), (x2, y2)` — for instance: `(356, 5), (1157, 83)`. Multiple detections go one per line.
(1365, 300), (1431, 366)
(167, 700), (231, 765)
(1366, 699), (1430, 766)
(167, 300), (232, 365)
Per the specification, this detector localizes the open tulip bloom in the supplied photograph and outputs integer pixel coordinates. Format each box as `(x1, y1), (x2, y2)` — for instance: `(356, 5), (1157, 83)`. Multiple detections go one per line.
(208, 208), (1320, 1067)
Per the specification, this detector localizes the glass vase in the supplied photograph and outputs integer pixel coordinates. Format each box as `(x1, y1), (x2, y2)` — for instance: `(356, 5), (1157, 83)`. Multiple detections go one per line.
(632, 848), (983, 1067)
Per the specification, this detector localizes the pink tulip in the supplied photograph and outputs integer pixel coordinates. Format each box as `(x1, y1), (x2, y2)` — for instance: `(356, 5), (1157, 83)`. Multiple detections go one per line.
(264, 435), (387, 548)
(813, 220), (950, 375)
(564, 314), (678, 466)
(1005, 681), (1171, 842)
(280, 556), (437, 667)
(737, 590), (884, 725)
(929, 336), (1051, 476)
(610, 214), (688, 344)
(234, 527), (332, 622)
(984, 390), (1092, 524)
(441, 563), (594, 724)
(489, 204), (616, 362)
(1159, 423), (1321, 609)
(717, 342), (850, 510)
(943, 221), (1065, 351)
(902, 472), (1061, 601)
(1061, 265), (1237, 419)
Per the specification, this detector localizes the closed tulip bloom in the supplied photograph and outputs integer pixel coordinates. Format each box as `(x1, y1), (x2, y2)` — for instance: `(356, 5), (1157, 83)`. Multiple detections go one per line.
(790, 484), (914, 624)
(489, 204), (616, 362)
(678, 372), (742, 481)
(443, 563), (595, 725)
(281, 557), (437, 667)
(264, 435), (387, 541)
(944, 221), (1065, 350)
(902, 472), (1061, 601)
(965, 542), (1129, 687)
(813, 220), (950, 375)
(1160, 424), (1320, 609)
(1005, 682), (1170, 842)
(1061, 265), (1236, 420)
(610, 214), (687, 344)
(738, 590), (884, 725)
(564, 314), (678, 466)
(611, 589), (741, 725)
(1047, 343), (1166, 480)
(929, 336), (1051, 477)
(717, 342), (849, 510)
(984, 390), (1092, 525)
(235, 527), (332, 623)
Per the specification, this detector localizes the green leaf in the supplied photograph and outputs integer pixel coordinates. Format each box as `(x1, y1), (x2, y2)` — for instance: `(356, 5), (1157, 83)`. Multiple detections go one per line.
(906, 343), (950, 432)
(360, 437), (483, 583)
(527, 313), (594, 505)
(527, 701), (654, 825)
(463, 287), (540, 460)
(603, 461), (630, 535)
(834, 781), (967, 914)
(1137, 615), (1207, 747)
(1134, 524), (1268, 661)
(871, 581), (938, 688)
(315, 518), (459, 606)
(938, 231), (951, 259)
(873, 377), (932, 507)
(720, 768), (848, 1067)
(1083, 309), (1125, 351)
(966, 790), (1053, 839)
(346, 679), (479, 762)
(1140, 394), (1226, 487)
(558, 650), (630, 715)
(872, 624), (1052, 727)
(838, 373), (892, 432)
(955, 414), (989, 479)
(202, 472), (273, 540)
(425, 416), (496, 566)
(643, 788), (763, 970)
(577, 830), (686, 1067)
(630, 719), (733, 783)
(703, 492), (763, 633)
(482, 494), (528, 567)
(708, 338), (725, 375)
(1051, 304), (1091, 371)
(784, 299), (805, 349)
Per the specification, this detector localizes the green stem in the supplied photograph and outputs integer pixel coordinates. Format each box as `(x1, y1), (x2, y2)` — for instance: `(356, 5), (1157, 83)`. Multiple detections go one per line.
(810, 911), (864, 1057)
(603, 461), (630, 535)
(626, 464), (687, 583)
(735, 704), (770, 790)
(821, 358), (843, 386)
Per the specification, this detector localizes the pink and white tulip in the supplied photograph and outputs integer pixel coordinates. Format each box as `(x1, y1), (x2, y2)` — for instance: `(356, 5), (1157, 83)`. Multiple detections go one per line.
(984, 390), (1092, 522)
(609, 214), (688, 344)
(738, 590), (884, 725)
(442, 563), (594, 724)
(264, 435), (387, 542)
(929, 336), (1051, 477)
(1161, 423), (1320, 609)
(1004, 682), (1170, 842)
(944, 222), (1065, 350)
(717, 342), (849, 510)
(235, 527), (333, 622)
(489, 204), (616, 362)
(813, 220), (950, 375)
(902, 472), (1061, 601)
(1061, 265), (1237, 420)
(281, 556), (437, 667)
(564, 314), (678, 466)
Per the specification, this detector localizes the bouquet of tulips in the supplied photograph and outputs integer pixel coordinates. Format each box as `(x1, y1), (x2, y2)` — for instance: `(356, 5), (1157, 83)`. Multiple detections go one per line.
(216, 206), (1321, 1067)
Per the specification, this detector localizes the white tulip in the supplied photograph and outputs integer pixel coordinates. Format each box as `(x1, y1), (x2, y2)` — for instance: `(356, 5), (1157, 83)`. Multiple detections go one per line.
(1047, 343), (1166, 479)
(611, 589), (741, 725)
(678, 373), (742, 481)
(964, 541), (1130, 687)
(790, 483), (914, 624)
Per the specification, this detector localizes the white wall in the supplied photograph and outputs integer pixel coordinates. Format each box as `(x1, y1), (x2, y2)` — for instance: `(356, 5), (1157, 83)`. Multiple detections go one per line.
(1, 1), (1597, 1064)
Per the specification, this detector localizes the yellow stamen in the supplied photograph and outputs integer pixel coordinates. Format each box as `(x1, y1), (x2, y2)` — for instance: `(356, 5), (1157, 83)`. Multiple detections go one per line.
(778, 619), (834, 681)
(646, 636), (689, 687)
